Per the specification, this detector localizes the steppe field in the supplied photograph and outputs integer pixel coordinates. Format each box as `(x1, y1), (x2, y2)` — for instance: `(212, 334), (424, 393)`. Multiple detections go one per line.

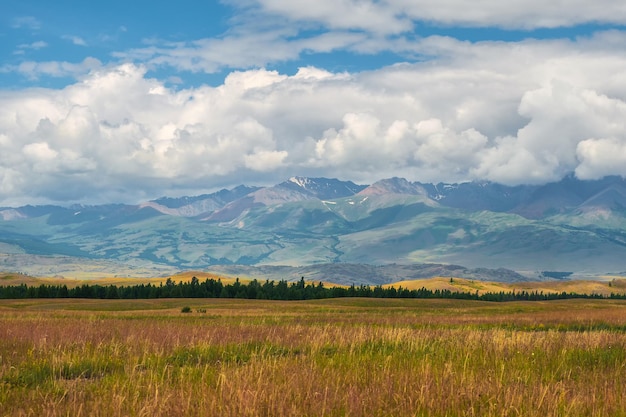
(1, 297), (626, 417)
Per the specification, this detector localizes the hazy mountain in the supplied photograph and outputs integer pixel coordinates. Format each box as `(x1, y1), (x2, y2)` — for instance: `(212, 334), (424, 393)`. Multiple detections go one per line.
(0, 209), (27, 221)
(3, 175), (626, 281)
(359, 177), (429, 197)
(426, 182), (531, 212)
(203, 177), (365, 222)
(147, 185), (260, 217)
(281, 176), (367, 199)
(207, 263), (527, 285)
(430, 175), (626, 218)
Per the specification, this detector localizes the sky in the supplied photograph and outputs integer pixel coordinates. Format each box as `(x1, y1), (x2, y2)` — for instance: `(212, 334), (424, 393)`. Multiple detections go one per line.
(2, 1), (626, 206)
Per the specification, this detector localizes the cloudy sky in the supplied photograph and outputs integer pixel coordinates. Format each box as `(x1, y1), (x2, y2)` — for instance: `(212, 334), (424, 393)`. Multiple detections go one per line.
(2, 0), (626, 206)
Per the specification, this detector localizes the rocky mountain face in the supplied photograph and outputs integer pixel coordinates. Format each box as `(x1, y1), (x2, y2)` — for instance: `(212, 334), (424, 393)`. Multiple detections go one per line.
(2, 175), (626, 282)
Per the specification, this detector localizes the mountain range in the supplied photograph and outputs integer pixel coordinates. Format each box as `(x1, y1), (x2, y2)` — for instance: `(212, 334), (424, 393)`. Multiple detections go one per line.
(2, 175), (626, 284)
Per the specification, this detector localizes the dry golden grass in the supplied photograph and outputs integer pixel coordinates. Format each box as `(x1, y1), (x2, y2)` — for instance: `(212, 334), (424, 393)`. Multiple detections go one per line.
(5, 270), (626, 297)
(387, 276), (626, 296)
(0, 271), (240, 288)
(0, 273), (46, 287)
(1, 298), (626, 416)
(386, 276), (507, 293)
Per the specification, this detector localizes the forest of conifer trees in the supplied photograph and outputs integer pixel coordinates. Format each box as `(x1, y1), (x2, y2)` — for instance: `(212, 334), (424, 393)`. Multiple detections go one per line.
(0, 277), (620, 301)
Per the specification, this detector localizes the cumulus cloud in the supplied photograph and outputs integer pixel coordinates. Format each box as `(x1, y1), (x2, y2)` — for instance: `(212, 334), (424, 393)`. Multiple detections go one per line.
(576, 138), (626, 179)
(244, 150), (288, 171)
(310, 114), (488, 181)
(3, 33), (626, 204)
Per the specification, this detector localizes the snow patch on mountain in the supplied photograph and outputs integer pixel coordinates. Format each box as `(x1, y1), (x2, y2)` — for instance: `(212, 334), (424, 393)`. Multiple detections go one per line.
(288, 176), (312, 189)
(0, 209), (27, 221)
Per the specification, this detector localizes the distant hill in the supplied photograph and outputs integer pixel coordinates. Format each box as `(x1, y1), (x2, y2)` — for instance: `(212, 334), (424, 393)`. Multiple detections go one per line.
(205, 263), (526, 285)
(4, 270), (625, 298)
(384, 277), (626, 297)
(3, 175), (626, 282)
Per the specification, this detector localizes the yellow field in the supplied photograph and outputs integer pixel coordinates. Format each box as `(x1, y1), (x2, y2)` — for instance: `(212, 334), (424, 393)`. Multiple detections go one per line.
(1, 298), (626, 416)
(386, 276), (626, 296)
(4, 271), (626, 297)
(0, 271), (241, 288)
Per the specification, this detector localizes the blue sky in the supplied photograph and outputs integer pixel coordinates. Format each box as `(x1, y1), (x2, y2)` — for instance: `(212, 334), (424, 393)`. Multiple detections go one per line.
(2, 0), (231, 88)
(2, 0), (626, 205)
(3, 1), (621, 88)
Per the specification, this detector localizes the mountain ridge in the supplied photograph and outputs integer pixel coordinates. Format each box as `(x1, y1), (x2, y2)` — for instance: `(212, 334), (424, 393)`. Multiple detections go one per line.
(3, 175), (626, 281)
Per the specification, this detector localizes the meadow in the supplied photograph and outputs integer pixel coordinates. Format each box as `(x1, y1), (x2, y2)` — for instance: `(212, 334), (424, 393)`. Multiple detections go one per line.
(1, 297), (626, 416)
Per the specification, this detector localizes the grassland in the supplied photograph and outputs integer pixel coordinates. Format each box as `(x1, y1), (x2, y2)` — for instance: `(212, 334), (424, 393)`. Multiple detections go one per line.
(1, 298), (626, 416)
(386, 277), (626, 297)
(0, 271), (241, 288)
(4, 271), (626, 296)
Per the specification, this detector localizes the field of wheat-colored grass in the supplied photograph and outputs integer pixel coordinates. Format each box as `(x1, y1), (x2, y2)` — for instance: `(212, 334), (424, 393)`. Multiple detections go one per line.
(0, 271), (239, 288)
(4, 271), (626, 296)
(1, 298), (626, 416)
(387, 276), (626, 296)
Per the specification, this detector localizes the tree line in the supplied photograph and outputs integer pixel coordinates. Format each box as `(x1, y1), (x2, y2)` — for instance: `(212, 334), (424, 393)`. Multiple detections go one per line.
(0, 276), (622, 301)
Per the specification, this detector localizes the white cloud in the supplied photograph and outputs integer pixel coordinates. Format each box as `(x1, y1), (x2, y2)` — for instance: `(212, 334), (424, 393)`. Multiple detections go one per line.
(11, 16), (41, 30)
(117, 28), (368, 74)
(16, 41), (48, 50)
(246, 0), (626, 31)
(22, 142), (58, 162)
(3, 32), (626, 204)
(470, 82), (592, 184)
(244, 150), (288, 171)
(250, 0), (413, 34)
(62, 36), (88, 46)
(576, 138), (626, 179)
(104, 1), (626, 79)
(5, 57), (102, 80)
(308, 114), (490, 182)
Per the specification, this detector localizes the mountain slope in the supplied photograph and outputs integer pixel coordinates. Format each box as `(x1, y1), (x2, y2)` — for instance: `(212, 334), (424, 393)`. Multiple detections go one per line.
(203, 177), (365, 222)
(3, 175), (626, 280)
